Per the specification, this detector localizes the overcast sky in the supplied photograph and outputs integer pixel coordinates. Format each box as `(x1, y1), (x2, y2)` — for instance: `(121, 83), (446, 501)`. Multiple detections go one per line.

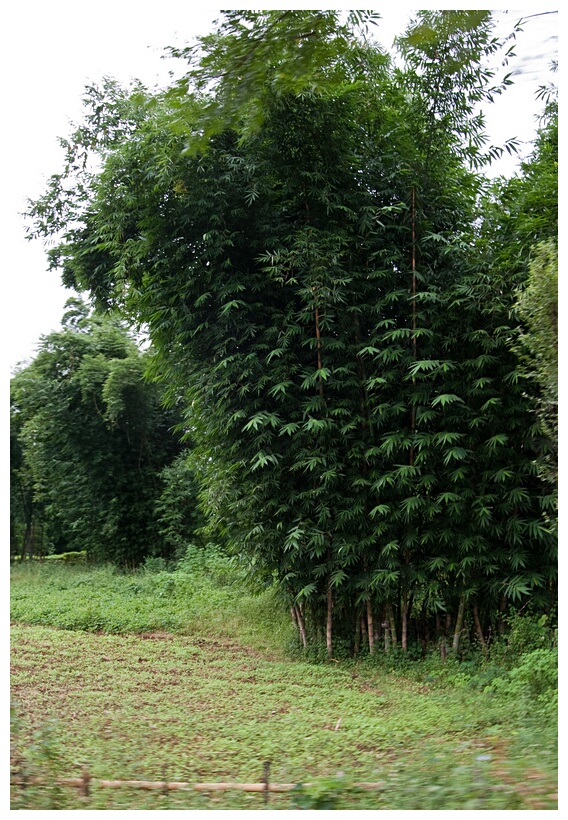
(4, 3), (558, 371)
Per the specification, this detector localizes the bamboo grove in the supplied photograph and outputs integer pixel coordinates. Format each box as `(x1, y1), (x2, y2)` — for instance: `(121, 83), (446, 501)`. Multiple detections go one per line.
(27, 11), (557, 656)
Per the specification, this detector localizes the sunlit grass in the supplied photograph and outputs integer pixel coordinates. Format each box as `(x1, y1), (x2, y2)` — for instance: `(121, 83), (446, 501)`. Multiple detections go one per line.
(10, 559), (294, 653)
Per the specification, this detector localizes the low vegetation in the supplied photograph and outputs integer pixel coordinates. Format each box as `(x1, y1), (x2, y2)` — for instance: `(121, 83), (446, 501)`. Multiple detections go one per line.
(10, 557), (557, 810)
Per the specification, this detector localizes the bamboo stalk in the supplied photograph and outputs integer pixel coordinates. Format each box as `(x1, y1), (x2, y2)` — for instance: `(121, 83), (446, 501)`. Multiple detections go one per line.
(382, 618), (391, 653)
(401, 588), (409, 652)
(354, 611), (361, 656)
(472, 603), (487, 654)
(290, 605), (308, 649)
(360, 614), (368, 647)
(387, 602), (398, 648)
(498, 595), (507, 635)
(452, 595), (466, 656)
(366, 599), (375, 655)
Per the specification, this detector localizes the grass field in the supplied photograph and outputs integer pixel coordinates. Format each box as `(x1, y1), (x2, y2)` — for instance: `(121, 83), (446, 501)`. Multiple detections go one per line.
(10, 560), (558, 810)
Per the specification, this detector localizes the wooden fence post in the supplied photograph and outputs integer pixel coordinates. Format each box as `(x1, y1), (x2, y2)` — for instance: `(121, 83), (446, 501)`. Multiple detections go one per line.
(262, 760), (271, 805)
(79, 766), (91, 798)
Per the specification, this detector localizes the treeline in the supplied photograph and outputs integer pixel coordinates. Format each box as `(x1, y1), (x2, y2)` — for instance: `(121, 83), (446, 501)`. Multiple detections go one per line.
(10, 301), (203, 566)
(15, 11), (557, 656)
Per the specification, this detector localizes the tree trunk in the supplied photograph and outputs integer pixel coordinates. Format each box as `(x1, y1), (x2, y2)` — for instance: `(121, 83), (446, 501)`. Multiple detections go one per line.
(366, 599), (375, 655)
(290, 605), (307, 649)
(326, 583), (333, 658)
(297, 606), (307, 649)
(452, 596), (466, 657)
(383, 618), (391, 653)
(435, 612), (442, 638)
(387, 603), (398, 648)
(497, 595), (507, 635)
(420, 602), (428, 657)
(21, 520), (34, 561)
(360, 615), (368, 648)
(354, 612), (361, 656)
(401, 589), (409, 651)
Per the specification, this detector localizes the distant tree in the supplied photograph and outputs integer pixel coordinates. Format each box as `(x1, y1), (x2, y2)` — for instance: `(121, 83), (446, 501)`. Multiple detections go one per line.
(482, 98), (558, 489)
(155, 453), (207, 559)
(515, 240), (558, 484)
(10, 299), (200, 566)
(10, 410), (45, 560)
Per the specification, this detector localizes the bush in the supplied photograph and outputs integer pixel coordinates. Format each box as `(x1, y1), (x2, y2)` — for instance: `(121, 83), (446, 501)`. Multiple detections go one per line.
(292, 775), (353, 810)
(489, 612), (556, 668)
(495, 649), (558, 698)
(509, 648), (558, 698)
(484, 648), (557, 706)
(177, 543), (247, 587)
(141, 556), (168, 574)
(44, 551), (87, 564)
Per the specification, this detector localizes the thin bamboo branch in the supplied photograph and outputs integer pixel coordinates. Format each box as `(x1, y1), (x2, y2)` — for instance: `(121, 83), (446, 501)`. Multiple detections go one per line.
(401, 588), (409, 652)
(291, 605), (308, 648)
(472, 603), (487, 654)
(452, 595), (466, 656)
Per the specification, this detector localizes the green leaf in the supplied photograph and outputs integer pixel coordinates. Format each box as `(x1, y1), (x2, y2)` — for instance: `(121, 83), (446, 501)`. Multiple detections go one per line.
(431, 394), (464, 408)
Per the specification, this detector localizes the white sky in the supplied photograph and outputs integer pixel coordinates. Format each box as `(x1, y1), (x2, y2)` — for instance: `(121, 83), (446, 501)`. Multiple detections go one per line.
(3, 3), (559, 371)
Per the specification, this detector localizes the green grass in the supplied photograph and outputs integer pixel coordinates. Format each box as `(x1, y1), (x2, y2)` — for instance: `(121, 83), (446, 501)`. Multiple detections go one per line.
(9, 559), (294, 652)
(10, 561), (557, 810)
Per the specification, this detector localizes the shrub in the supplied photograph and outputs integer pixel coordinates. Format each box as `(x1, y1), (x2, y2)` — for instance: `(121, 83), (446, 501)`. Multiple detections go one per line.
(509, 648), (558, 698)
(141, 556), (168, 574)
(488, 611), (556, 668)
(44, 551), (87, 564)
(483, 647), (557, 707)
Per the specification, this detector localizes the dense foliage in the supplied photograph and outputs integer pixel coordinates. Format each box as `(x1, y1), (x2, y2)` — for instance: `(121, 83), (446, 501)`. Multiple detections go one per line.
(10, 301), (201, 565)
(483, 98), (558, 487)
(26, 11), (556, 654)
(515, 240), (558, 482)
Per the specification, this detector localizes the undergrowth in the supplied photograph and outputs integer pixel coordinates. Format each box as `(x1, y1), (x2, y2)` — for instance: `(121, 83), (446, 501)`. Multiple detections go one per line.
(10, 547), (294, 654)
